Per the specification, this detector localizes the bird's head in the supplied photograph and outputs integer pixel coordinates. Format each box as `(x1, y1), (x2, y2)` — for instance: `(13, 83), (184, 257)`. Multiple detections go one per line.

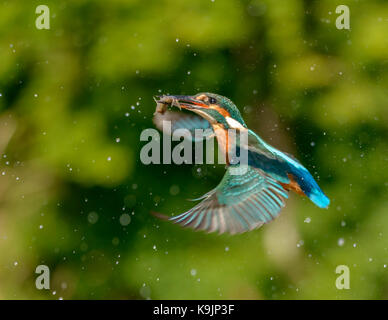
(155, 93), (247, 130)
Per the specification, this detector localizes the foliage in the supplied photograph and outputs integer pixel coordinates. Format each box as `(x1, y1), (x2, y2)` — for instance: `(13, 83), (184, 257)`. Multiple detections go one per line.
(0, 0), (387, 299)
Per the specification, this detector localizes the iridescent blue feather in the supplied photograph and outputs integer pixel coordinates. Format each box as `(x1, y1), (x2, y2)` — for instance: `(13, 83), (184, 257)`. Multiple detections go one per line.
(169, 166), (288, 234)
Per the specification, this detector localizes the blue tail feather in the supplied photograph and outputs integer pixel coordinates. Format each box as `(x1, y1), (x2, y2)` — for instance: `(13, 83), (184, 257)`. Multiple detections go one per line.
(288, 164), (330, 208)
(309, 191), (330, 208)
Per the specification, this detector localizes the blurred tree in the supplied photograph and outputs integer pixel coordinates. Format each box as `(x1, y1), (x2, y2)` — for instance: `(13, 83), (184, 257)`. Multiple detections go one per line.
(0, 0), (387, 299)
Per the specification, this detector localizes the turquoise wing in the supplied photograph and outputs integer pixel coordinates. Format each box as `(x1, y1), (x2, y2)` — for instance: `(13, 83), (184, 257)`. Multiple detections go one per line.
(153, 110), (214, 142)
(166, 166), (288, 234)
(238, 130), (330, 208)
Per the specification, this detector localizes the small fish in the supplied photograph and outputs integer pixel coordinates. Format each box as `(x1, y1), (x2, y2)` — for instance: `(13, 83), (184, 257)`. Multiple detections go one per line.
(153, 95), (181, 115)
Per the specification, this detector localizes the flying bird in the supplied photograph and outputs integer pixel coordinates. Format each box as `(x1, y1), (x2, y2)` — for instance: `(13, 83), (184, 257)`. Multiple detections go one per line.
(153, 93), (330, 235)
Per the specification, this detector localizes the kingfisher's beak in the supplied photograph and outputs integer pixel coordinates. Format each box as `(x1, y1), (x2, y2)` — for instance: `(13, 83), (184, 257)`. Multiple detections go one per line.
(154, 95), (208, 110)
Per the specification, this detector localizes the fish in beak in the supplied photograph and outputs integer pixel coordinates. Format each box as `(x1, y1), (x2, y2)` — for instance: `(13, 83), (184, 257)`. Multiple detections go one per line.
(153, 95), (208, 114)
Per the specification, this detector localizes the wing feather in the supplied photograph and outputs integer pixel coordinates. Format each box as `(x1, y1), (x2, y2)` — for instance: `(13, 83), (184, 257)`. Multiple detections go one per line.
(162, 166), (288, 234)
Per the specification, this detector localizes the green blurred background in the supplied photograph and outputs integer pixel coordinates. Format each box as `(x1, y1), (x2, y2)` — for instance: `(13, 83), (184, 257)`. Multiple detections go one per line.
(0, 0), (387, 299)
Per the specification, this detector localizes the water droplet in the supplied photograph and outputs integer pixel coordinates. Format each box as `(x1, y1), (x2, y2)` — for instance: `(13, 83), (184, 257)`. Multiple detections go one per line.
(169, 185), (180, 196)
(112, 237), (120, 246)
(139, 285), (151, 299)
(87, 211), (99, 224)
(119, 213), (131, 226)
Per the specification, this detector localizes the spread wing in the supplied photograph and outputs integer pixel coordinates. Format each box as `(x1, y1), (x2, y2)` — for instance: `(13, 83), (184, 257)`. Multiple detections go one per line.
(158, 166), (288, 235)
(153, 110), (214, 142)
(237, 129), (329, 208)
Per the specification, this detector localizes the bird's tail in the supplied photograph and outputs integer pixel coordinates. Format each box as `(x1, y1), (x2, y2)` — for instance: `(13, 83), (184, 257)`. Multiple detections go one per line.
(288, 164), (330, 208)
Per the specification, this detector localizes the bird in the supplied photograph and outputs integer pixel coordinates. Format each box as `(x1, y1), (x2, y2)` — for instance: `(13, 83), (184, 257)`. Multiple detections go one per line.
(152, 93), (330, 235)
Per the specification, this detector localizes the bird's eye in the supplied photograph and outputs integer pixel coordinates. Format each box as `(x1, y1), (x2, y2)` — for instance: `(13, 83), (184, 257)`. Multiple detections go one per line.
(209, 97), (217, 104)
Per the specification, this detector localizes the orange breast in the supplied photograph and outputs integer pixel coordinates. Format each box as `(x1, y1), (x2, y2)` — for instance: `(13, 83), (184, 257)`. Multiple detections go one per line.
(212, 124), (234, 164)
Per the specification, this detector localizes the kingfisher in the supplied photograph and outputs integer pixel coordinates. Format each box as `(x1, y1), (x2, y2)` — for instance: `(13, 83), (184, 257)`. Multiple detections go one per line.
(152, 93), (330, 235)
